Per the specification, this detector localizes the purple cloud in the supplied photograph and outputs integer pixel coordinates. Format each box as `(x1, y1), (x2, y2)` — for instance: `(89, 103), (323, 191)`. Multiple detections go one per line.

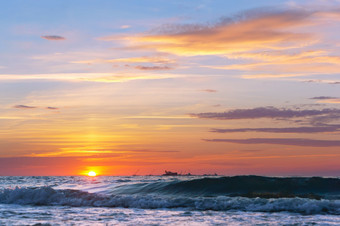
(134, 65), (172, 70)
(41, 35), (65, 41)
(200, 89), (217, 93)
(310, 114), (340, 125)
(210, 125), (340, 133)
(13, 105), (37, 109)
(46, 107), (59, 110)
(303, 80), (340, 85)
(204, 138), (340, 147)
(13, 105), (60, 110)
(310, 96), (338, 100)
(191, 107), (340, 120)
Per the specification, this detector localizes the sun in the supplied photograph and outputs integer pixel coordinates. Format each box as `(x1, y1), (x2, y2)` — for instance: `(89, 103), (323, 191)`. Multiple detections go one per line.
(88, 171), (97, 177)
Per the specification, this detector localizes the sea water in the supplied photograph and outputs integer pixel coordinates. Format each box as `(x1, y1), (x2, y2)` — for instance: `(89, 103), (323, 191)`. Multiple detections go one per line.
(0, 176), (339, 225)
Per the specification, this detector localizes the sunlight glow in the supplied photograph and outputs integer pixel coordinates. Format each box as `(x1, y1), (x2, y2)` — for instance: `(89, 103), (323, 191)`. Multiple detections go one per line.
(88, 171), (97, 177)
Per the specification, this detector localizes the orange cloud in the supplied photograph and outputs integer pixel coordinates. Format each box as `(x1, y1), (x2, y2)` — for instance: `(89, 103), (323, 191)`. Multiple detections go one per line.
(311, 97), (340, 104)
(208, 50), (340, 78)
(209, 51), (340, 69)
(102, 10), (315, 56)
(320, 99), (340, 104)
(99, 8), (340, 79)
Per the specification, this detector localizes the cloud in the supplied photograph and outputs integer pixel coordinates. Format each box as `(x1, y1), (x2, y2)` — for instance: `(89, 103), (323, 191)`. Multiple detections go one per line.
(99, 7), (340, 79)
(310, 113), (340, 125)
(13, 105), (37, 109)
(191, 107), (340, 120)
(13, 105), (60, 110)
(127, 149), (179, 153)
(303, 79), (340, 85)
(210, 125), (340, 133)
(310, 96), (338, 100)
(71, 56), (176, 65)
(0, 72), (183, 82)
(200, 89), (217, 93)
(321, 99), (340, 104)
(208, 52), (340, 78)
(133, 65), (173, 70)
(120, 25), (131, 29)
(310, 96), (340, 104)
(41, 35), (66, 41)
(103, 9), (314, 56)
(204, 138), (340, 147)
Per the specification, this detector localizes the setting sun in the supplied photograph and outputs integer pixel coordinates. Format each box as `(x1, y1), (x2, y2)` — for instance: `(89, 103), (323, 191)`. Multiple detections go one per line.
(88, 171), (97, 177)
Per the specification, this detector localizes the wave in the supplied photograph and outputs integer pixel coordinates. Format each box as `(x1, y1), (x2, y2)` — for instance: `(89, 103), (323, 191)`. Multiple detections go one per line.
(0, 187), (339, 214)
(110, 176), (340, 199)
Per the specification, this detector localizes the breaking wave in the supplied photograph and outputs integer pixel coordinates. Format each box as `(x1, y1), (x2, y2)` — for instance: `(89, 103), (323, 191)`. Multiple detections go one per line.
(0, 176), (340, 214)
(0, 186), (339, 214)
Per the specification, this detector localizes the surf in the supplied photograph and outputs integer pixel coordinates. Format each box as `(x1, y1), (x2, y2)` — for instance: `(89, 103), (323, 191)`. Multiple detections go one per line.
(0, 186), (339, 214)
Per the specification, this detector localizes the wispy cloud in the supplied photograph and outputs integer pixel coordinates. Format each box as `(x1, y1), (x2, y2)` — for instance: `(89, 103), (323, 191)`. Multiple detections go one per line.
(303, 79), (340, 85)
(204, 138), (340, 147)
(0, 72), (183, 82)
(310, 96), (338, 100)
(46, 107), (59, 110)
(120, 25), (131, 29)
(13, 105), (37, 109)
(133, 65), (173, 70)
(208, 51), (340, 78)
(310, 114), (340, 125)
(71, 56), (176, 65)
(321, 99), (340, 104)
(41, 35), (66, 41)
(310, 96), (340, 104)
(200, 89), (217, 93)
(13, 105), (59, 110)
(210, 125), (340, 133)
(191, 107), (340, 120)
(100, 7), (340, 79)
(103, 9), (314, 56)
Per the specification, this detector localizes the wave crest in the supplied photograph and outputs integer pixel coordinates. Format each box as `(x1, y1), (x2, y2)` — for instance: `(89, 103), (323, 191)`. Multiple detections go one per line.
(0, 187), (339, 214)
(111, 176), (340, 199)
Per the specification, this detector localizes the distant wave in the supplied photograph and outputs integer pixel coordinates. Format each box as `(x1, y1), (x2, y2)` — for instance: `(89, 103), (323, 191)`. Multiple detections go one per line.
(110, 176), (340, 199)
(0, 186), (339, 214)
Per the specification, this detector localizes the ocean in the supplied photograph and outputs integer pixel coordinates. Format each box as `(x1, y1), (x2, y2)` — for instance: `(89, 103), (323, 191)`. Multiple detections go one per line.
(0, 175), (339, 225)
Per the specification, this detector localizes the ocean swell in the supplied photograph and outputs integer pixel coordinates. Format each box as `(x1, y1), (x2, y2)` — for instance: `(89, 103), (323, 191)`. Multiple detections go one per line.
(110, 176), (340, 199)
(0, 186), (339, 214)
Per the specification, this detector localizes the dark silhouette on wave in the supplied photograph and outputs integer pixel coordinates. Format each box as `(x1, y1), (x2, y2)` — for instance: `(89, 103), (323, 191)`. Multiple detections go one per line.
(162, 171), (178, 176)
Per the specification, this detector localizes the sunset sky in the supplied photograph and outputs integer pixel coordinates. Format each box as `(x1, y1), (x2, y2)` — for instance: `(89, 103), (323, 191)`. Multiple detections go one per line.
(1, 0), (340, 176)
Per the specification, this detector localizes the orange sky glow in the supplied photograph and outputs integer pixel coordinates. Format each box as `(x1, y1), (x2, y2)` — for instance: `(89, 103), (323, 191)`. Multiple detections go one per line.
(0, 1), (340, 176)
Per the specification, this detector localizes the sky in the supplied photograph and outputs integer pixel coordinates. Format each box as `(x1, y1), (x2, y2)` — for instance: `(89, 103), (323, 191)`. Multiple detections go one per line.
(1, 0), (340, 176)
